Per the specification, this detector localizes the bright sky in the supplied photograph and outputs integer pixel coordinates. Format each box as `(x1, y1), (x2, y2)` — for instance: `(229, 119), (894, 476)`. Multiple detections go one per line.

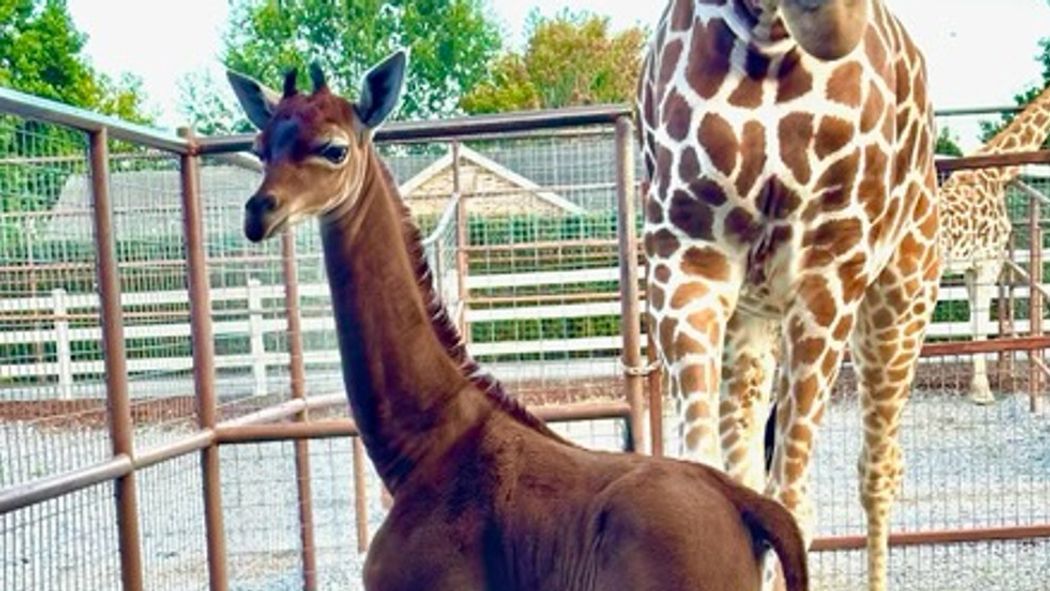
(65, 0), (1050, 151)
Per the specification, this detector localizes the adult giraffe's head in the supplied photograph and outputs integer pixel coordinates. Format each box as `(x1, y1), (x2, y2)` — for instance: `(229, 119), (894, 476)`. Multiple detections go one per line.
(227, 50), (408, 243)
(777, 0), (869, 60)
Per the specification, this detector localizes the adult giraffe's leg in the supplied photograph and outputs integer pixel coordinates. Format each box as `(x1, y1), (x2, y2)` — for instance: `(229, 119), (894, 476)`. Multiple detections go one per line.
(850, 235), (939, 591)
(720, 311), (780, 492)
(965, 262), (1000, 404)
(653, 255), (740, 468)
(765, 275), (855, 548)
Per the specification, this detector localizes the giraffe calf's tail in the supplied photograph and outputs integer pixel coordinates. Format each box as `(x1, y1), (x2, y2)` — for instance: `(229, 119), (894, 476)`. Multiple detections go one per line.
(706, 467), (809, 591)
(734, 487), (809, 591)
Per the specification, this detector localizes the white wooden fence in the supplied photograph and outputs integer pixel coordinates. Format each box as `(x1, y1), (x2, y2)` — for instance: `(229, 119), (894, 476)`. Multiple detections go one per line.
(0, 256), (1045, 399)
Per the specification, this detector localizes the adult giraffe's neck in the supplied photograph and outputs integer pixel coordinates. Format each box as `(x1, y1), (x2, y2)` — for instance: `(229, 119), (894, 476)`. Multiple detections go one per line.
(318, 146), (489, 493)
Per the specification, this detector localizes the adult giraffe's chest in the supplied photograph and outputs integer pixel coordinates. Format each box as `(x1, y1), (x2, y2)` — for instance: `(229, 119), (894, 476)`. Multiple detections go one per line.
(641, 12), (914, 313)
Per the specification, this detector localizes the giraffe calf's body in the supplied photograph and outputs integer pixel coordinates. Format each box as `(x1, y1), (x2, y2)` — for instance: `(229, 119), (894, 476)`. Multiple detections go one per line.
(639, 1), (939, 589)
(227, 50), (809, 591)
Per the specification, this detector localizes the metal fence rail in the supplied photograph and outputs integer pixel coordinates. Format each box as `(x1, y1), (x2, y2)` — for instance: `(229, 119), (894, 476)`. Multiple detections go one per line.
(1, 84), (1048, 591)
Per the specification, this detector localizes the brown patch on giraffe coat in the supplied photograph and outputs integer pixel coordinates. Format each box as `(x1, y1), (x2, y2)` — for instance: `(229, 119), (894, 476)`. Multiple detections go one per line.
(813, 149), (860, 214)
(803, 218), (863, 260)
(864, 27), (887, 80)
(686, 18), (735, 100)
(681, 246), (730, 281)
(669, 190), (715, 240)
(654, 264), (672, 284)
(688, 309), (722, 345)
(680, 146), (701, 181)
(698, 113), (739, 176)
(670, 0), (695, 31)
(724, 207), (759, 243)
(689, 177), (729, 207)
(658, 40), (684, 95)
(736, 121), (767, 197)
(894, 58), (911, 103)
(670, 282), (710, 309)
(821, 350), (839, 378)
(858, 144), (888, 219)
(838, 254), (868, 303)
(655, 146), (674, 197)
(659, 316), (677, 359)
(645, 228), (680, 259)
(646, 194), (665, 224)
(827, 62), (862, 107)
(792, 337), (825, 369)
(776, 49), (812, 103)
(794, 373), (820, 416)
(650, 285), (666, 311)
(860, 82), (884, 134)
(798, 275), (837, 327)
(663, 90), (692, 142)
(778, 113), (814, 184)
(832, 315), (854, 342)
(675, 333), (707, 356)
(815, 116), (854, 160)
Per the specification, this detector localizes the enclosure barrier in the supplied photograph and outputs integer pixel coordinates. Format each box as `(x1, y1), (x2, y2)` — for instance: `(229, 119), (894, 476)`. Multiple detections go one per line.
(1, 83), (1049, 590)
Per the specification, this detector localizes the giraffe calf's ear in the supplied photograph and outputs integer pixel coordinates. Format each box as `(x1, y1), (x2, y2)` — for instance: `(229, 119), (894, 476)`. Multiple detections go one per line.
(227, 69), (281, 130)
(355, 49), (409, 130)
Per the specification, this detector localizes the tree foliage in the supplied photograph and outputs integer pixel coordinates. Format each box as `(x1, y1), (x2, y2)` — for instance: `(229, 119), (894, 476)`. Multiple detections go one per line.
(180, 0), (502, 134)
(461, 10), (647, 114)
(0, 0), (151, 122)
(935, 126), (963, 157)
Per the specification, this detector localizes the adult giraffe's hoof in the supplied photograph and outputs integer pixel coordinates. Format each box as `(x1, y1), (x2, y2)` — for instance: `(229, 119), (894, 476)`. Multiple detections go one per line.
(969, 385), (995, 405)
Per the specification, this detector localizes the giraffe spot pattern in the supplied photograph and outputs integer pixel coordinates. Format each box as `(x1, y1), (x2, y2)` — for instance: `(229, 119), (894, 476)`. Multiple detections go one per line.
(798, 275), (837, 327)
(826, 61), (863, 107)
(736, 121), (767, 197)
(670, 0), (694, 31)
(698, 112), (739, 175)
(815, 116), (854, 160)
(681, 246), (731, 281)
(669, 189), (715, 240)
(776, 49), (813, 103)
(686, 18), (735, 99)
(663, 90), (692, 142)
(778, 113), (814, 184)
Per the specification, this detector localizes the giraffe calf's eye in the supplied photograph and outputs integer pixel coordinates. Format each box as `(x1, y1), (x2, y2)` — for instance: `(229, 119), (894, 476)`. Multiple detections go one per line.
(319, 144), (349, 164)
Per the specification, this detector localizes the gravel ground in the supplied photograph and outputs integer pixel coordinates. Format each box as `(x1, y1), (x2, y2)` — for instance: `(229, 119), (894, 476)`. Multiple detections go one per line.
(2, 390), (1048, 590)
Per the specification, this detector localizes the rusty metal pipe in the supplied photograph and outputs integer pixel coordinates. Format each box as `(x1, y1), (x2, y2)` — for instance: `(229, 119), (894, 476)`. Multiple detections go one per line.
(281, 229), (318, 590)
(89, 128), (144, 591)
(178, 127), (230, 591)
(812, 524), (1050, 551)
(614, 116), (646, 453)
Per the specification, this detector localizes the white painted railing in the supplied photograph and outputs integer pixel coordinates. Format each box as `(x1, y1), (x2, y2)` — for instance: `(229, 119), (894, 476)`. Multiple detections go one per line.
(1, 254), (1047, 399)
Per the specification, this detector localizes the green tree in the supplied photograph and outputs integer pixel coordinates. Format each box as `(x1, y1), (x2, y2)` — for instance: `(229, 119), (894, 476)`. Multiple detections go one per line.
(0, 0), (151, 122)
(180, 0), (502, 133)
(935, 126), (963, 157)
(461, 10), (647, 114)
(0, 0), (153, 229)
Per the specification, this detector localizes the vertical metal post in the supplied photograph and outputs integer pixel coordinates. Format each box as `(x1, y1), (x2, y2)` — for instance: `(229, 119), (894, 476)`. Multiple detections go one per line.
(178, 127), (229, 591)
(352, 437), (369, 553)
(1029, 194), (1044, 413)
(281, 230), (318, 590)
(614, 117), (646, 453)
(453, 141), (469, 339)
(89, 128), (144, 591)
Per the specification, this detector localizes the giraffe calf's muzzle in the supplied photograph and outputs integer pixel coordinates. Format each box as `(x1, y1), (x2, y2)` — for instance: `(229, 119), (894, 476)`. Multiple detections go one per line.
(244, 193), (280, 243)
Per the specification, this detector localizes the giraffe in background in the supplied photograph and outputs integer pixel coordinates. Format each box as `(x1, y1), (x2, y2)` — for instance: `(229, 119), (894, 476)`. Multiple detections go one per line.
(637, 1), (939, 589)
(939, 83), (1050, 404)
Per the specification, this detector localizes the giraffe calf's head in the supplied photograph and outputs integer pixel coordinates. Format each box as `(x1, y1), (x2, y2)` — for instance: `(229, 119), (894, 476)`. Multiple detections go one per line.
(227, 50), (408, 242)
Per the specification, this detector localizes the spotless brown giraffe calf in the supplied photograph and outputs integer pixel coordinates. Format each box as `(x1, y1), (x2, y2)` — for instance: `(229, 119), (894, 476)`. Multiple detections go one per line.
(229, 50), (808, 591)
(638, 1), (939, 589)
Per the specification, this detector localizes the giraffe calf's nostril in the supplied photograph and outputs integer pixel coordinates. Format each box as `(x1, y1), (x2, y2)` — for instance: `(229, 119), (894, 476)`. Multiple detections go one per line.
(246, 194), (278, 215)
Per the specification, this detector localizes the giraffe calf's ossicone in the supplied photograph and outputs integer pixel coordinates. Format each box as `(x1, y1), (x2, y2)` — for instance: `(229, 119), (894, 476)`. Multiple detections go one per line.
(229, 50), (810, 591)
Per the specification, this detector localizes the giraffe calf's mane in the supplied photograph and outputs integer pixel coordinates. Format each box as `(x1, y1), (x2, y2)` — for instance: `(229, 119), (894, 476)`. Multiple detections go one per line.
(376, 159), (570, 444)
